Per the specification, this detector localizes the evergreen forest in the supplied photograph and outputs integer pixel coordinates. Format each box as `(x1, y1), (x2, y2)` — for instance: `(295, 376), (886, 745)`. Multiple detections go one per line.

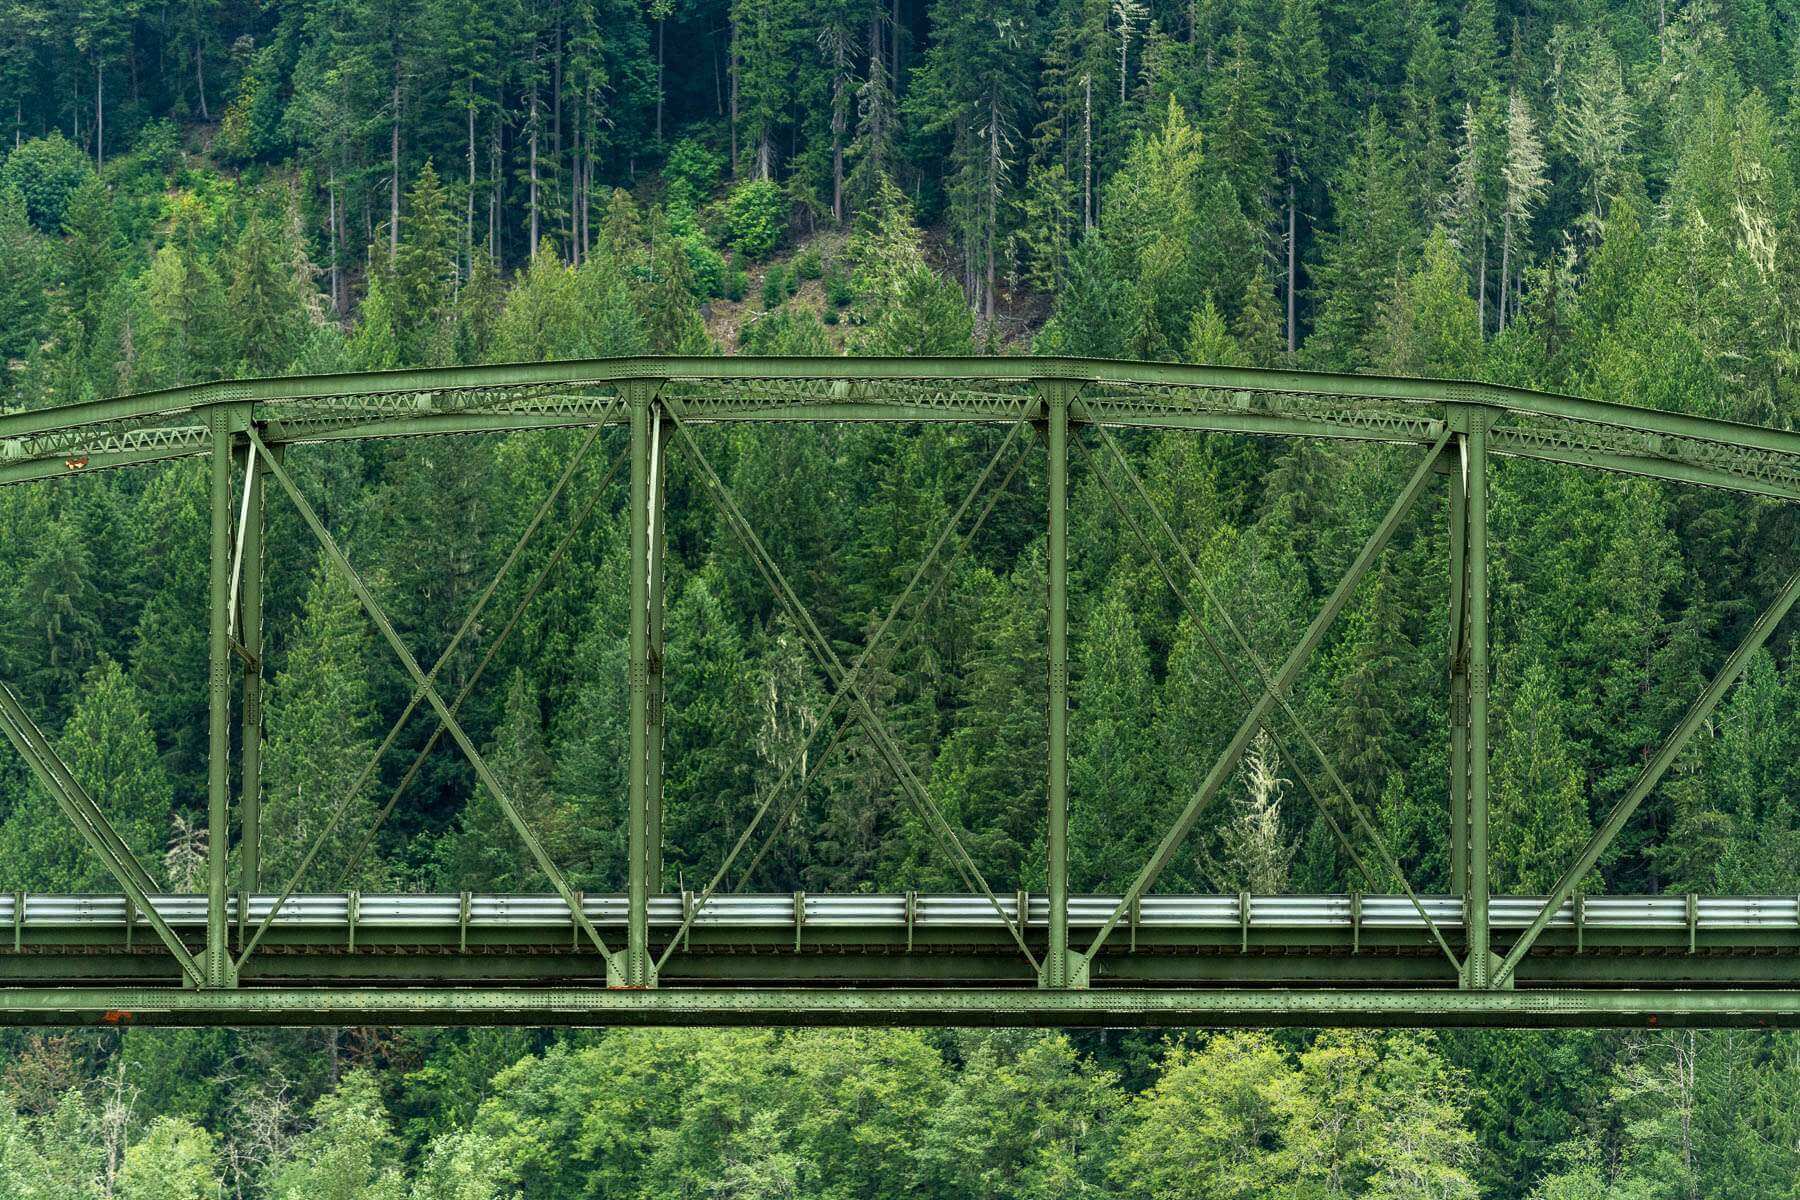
(3, 0), (1800, 1195)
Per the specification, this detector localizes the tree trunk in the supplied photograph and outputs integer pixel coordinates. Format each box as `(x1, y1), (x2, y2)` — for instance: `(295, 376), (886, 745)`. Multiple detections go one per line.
(1286, 179), (1298, 354)
(491, 80), (504, 261)
(729, 15), (740, 176)
(95, 60), (103, 169)
(529, 69), (541, 257)
(389, 71), (401, 258)
(1477, 234), (1488, 337)
(553, 22), (564, 261)
(328, 165), (341, 313)
(831, 42), (845, 223)
(1083, 74), (1093, 230)
(466, 88), (477, 279)
(984, 102), (999, 326)
(657, 18), (666, 139)
(1498, 216), (1511, 334)
(868, 12), (885, 177)
(195, 41), (209, 121)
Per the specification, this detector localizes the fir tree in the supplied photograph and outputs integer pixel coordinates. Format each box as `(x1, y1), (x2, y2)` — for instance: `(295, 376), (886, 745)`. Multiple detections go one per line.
(0, 658), (170, 891)
(260, 555), (383, 890)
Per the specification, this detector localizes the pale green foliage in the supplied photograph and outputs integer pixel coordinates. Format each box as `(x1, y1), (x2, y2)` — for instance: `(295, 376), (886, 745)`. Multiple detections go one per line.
(265, 1073), (406, 1200)
(721, 179), (786, 260)
(489, 246), (648, 361)
(846, 179), (973, 354)
(116, 1117), (224, 1200)
(1375, 227), (1481, 376)
(1117, 1032), (1479, 1199)
(408, 1132), (515, 1200)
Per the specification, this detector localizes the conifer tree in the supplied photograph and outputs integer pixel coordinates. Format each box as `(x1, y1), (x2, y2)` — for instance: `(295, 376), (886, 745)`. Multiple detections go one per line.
(1268, 0), (1329, 352)
(1070, 587), (1157, 890)
(224, 205), (313, 374)
(1498, 90), (1547, 332)
(0, 185), (48, 365)
(260, 555), (383, 890)
(0, 658), (170, 891)
(1490, 658), (1594, 893)
(1307, 111), (1416, 369)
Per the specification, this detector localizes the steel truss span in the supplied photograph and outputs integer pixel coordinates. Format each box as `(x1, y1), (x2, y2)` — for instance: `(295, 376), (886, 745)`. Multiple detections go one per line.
(2, 357), (1799, 1027)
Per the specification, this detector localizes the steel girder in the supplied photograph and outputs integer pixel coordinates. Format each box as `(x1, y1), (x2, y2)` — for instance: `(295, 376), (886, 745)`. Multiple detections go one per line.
(4, 986), (1800, 1029)
(5, 357), (1800, 499)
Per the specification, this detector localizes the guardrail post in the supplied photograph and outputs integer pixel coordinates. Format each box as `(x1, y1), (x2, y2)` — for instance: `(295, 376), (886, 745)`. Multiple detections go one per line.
(205, 408), (238, 989)
(626, 381), (657, 987)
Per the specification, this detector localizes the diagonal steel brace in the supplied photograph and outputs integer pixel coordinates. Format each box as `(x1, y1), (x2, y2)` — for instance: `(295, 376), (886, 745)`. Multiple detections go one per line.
(667, 407), (1041, 970)
(1077, 425), (1461, 971)
(1082, 429), (1448, 960)
(339, 444), (631, 884)
(236, 422), (616, 968)
(244, 430), (617, 970)
(0, 681), (207, 986)
(654, 418), (1032, 969)
(1492, 559), (1800, 987)
(732, 440), (1035, 893)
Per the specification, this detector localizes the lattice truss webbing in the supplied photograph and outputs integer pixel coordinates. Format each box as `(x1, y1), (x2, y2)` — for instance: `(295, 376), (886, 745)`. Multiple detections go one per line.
(5, 358), (1800, 498)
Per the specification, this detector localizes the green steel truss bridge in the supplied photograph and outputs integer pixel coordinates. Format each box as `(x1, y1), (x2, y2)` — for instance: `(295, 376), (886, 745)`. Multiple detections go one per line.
(1, 356), (1798, 1029)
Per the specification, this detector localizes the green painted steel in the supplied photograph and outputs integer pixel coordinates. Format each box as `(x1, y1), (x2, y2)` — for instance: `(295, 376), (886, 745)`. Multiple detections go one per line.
(205, 412), (237, 989)
(1492, 556), (1800, 986)
(244, 430), (618, 971)
(1043, 383), (1072, 988)
(1448, 453), (1469, 898)
(1464, 413), (1493, 989)
(627, 383), (655, 987)
(235, 440), (266, 942)
(5, 985), (1800, 1029)
(6, 357), (1800, 499)
(3, 356), (1799, 1026)
(1080, 436), (1448, 964)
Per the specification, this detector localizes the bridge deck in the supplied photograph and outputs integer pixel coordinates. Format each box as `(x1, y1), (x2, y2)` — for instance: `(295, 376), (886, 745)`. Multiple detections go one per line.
(6, 893), (1799, 992)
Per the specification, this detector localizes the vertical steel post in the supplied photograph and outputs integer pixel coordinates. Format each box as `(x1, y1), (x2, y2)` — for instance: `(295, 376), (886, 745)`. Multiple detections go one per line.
(1448, 439), (1469, 897)
(1464, 412), (1493, 987)
(205, 410), (236, 988)
(626, 385), (654, 986)
(646, 415), (666, 894)
(1042, 383), (1073, 987)
(237, 441), (266, 944)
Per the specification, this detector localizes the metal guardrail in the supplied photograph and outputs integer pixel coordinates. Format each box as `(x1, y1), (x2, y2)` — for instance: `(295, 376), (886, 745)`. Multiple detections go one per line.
(6, 893), (1799, 931)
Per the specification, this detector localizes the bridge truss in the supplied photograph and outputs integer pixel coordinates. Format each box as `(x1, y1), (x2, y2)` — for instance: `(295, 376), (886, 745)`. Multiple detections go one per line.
(1, 356), (1798, 1027)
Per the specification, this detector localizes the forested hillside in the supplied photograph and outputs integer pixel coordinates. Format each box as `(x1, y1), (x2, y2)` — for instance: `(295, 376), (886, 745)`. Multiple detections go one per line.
(3, 0), (1800, 1195)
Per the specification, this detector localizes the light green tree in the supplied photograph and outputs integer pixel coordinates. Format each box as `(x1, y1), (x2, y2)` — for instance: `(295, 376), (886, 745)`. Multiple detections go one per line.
(116, 1117), (223, 1200)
